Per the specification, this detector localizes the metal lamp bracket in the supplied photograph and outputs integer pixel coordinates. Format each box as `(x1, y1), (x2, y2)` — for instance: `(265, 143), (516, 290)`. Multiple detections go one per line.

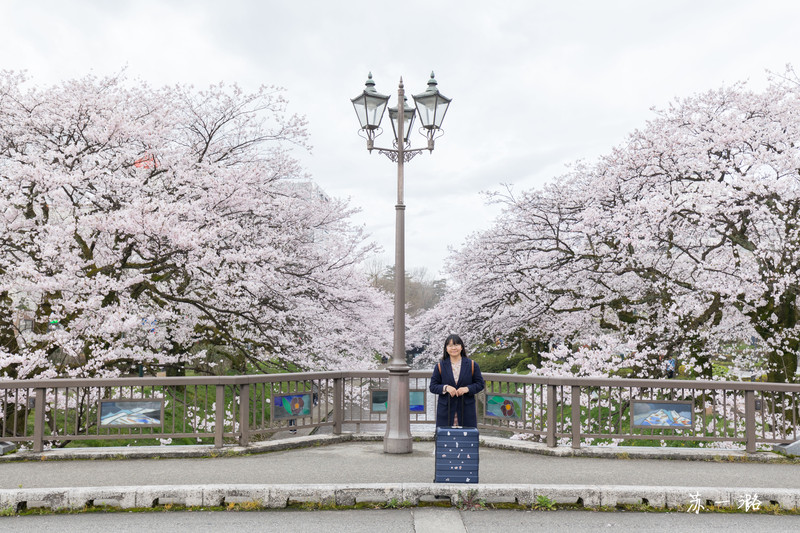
(373, 147), (426, 163)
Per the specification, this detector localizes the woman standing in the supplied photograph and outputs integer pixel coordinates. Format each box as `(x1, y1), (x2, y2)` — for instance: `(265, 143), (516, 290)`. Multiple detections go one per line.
(429, 334), (485, 427)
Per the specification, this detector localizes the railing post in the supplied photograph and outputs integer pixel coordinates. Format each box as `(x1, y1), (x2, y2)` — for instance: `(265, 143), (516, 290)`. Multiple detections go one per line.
(238, 384), (250, 447)
(571, 385), (581, 449)
(215, 384), (225, 449)
(32, 388), (45, 453)
(546, 384), (557, 447)
(745, 389), (756, 453)
(333, 377), (343, 435)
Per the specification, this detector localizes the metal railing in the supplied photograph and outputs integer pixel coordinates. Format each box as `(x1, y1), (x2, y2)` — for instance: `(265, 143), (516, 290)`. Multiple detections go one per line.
(479, 375), (800, 452)
(2, 372), (799, 453)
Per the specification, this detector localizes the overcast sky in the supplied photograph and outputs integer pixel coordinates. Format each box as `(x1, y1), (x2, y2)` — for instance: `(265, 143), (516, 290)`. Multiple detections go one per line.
(2, 0), (799, 277)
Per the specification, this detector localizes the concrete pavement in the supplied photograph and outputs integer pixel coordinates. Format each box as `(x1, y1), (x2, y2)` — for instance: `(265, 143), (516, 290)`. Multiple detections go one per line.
(5, 508), (800, 533)
(1, 433), (800, 517)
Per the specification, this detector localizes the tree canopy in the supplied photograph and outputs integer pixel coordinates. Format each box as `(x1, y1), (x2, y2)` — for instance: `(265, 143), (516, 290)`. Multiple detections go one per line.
(0, 72), (391, 379)
(416, 69), (800, 382)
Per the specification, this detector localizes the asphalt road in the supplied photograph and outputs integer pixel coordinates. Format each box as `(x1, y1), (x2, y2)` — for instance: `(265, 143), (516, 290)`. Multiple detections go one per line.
(1, 509), (799, 533)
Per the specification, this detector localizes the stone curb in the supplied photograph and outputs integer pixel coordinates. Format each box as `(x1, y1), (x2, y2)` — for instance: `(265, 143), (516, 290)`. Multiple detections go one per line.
(0, 442), (16, 456)
(0, 432), (783, 463)
(1, 483), (796, 512)
(0, 434), (355, 462)
(478, 436), (783, 462)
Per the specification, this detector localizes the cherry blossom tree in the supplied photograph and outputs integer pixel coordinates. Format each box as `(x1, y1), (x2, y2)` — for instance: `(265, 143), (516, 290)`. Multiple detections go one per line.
(418, 68), (800, 383)
(0, 71), (391, 380)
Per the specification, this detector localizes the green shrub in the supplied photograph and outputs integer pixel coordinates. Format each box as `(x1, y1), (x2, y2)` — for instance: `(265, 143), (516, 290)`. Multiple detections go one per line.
(515, 357), (534, 373)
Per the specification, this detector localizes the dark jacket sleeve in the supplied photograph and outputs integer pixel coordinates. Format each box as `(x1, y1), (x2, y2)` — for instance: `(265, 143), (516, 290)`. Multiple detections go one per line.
(430, 363), (446, 395)
(467, 361), (485, 396)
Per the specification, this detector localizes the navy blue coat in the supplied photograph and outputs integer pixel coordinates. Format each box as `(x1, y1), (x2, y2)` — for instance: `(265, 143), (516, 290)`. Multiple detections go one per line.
(429, 357), (485, 427)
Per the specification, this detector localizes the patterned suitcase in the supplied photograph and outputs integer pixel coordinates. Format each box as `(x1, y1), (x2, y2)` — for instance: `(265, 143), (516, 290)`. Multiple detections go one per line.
(434, 426), (479, 483)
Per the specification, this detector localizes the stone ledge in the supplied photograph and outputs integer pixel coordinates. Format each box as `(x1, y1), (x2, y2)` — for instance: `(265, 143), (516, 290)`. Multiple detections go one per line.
(773, 441), (800, 457)
(0, 442), (16, 456)
(0, 483), (796, 511)
(0, 433), (353, 462)
(0, 432), (784, 463)
(478, 436), (782, 462)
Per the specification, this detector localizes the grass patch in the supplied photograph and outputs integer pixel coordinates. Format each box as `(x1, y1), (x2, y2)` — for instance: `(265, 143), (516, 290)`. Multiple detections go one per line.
(415, 500), (452, 508)
(532, 495), (556, 511)
(383, 498), (414, 509)
(471, 348), (530, 374)
(1, 499), (799, 516)
(455, 489), (487, 511)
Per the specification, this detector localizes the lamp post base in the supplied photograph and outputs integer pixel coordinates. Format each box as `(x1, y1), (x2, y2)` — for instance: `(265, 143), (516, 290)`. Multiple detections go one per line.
(383, 363), (413, 454)
(383, 435), (413, 454)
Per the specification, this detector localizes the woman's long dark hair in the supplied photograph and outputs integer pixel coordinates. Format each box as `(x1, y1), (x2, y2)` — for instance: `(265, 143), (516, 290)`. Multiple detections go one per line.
(442, 334), (467, 360)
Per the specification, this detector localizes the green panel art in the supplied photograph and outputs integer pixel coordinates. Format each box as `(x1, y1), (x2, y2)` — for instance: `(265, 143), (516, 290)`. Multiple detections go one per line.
(370, 390), (426, 413)
(371, 390), (389, 412)
(485, 394), (523, 420)
(272, 393), (312, 419)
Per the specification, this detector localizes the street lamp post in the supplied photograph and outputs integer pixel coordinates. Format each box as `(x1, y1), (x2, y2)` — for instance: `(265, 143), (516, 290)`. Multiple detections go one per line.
(352, 72), (451, 454)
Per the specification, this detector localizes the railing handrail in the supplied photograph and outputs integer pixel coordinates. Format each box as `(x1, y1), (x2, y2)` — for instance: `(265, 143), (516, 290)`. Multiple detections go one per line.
(485, 374), (800, 392)
(0, 371), (349, 389)
(3, 371), (799, 393)
(3, 369), (800, 453)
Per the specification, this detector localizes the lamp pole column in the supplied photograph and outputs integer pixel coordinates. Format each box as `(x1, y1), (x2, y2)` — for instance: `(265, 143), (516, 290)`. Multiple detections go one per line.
(384, 78), (412, 453)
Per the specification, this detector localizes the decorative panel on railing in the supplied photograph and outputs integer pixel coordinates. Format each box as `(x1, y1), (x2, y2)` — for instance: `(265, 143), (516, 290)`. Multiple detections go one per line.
(2, 373), (800, 452)
(479, 377), (548, 438)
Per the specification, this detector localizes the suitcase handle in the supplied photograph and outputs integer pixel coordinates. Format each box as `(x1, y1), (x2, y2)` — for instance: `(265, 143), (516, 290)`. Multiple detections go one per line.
(446, 394), (466, 428)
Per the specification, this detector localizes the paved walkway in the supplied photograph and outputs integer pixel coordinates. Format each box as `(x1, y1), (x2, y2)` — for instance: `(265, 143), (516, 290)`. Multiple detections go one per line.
(6, 507), (800, 533)
(1, 433), (800, 524)
(0, 434), (796, 489)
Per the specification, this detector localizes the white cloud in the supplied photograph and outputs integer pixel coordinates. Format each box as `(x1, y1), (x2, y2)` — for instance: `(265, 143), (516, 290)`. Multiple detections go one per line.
(2, 0), (800, 276)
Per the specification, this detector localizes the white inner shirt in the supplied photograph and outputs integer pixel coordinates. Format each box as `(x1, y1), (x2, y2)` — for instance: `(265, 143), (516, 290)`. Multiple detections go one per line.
(451, 360), (462, 385)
